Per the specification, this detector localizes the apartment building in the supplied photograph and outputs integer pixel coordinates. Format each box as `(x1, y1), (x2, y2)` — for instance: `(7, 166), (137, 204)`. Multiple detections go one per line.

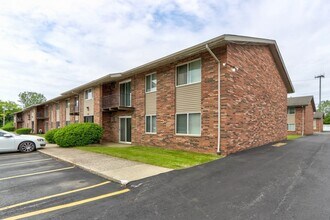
(15, 34), (294, 155)
(287, 96), (316, 136)
(313, 112), (324, 132)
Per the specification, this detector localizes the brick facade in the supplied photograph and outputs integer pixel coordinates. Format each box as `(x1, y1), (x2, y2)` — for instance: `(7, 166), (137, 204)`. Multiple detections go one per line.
(287, 104), (314, 135)
(314, 118), (323, 132)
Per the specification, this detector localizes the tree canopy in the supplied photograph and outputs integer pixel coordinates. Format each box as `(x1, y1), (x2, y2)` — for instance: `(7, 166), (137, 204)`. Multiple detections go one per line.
(318, 100), (330, 124)
(0, 100), (22, 126)
(18, 91), (47, 108)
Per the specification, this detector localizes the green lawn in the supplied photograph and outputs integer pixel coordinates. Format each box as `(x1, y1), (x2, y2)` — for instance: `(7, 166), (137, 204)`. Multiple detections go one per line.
(76, 146), (221, 169)
(287, 135), (301, 140)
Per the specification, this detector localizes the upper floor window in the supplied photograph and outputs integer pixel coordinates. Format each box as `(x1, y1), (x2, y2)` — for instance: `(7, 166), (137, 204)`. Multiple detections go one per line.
(56, 104), (59, 110)
(287, 107), (295, 114)
(146, 73), (157, 93)
(66, 100), (70, 108)
(85, 89), (93, 100)
(74, 97), (79, 107)
(176, 59), (201, 86)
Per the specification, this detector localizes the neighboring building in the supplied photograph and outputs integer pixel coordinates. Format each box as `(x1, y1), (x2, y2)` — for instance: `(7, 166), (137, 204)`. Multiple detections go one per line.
(14, 34), (295, 155)
(287, 96), (316, 136)
(313, 112), (324, 132)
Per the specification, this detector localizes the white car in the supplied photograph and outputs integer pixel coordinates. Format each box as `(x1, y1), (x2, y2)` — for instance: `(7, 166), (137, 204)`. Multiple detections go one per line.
(0, 129), (46, 153)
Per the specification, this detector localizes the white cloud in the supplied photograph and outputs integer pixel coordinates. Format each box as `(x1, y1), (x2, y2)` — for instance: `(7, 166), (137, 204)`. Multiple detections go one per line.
(0, 0), (329, 106)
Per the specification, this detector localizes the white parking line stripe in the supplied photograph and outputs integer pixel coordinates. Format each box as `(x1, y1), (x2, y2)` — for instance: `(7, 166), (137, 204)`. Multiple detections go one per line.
(0, 158), (52, 167)
(0, 181), (111, 211)
(4, 189), (130, 220)
(0, 153), (39, 160)
(0, 166), (75, 181)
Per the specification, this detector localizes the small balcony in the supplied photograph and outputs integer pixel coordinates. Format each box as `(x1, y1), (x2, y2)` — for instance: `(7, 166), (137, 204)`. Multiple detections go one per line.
(70, 106), (79, 115)
(37, 112), (49, 120)
(102, 94), (134, 112)
(16, 118), (23, 123)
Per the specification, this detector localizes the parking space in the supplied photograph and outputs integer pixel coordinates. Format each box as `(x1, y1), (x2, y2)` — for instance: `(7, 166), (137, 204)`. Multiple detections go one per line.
(0, 151), (129, 220)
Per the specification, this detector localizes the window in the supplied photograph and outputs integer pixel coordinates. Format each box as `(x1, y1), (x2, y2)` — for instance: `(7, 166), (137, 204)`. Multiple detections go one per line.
(313, 119), (317, 129)
(120, 81), (131, 107)
(146, 73), (157, 92)
(66, 100), (70, 108)
(56, 121), (60, 128)
(66, 121), (70, 126)
(146, 115), (156, 133)
(287, 124), (295, 131)
(287, 107), (295, 114)
(176, 113), (201, 135)
(85, 89), (93, 100)
(74, 97), (79, 107)
(177, 60), (201, 86)
(56, 103), (60, 110)
(84, 116), (94, 123)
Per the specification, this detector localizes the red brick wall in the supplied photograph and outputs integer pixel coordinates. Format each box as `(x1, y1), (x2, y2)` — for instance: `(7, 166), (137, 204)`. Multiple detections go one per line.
(222, 44), (288, 155)
(94, 85), (102, 125)
(314, 118), (323, 132)
(304, 103), (314, 135)
(288, 104), (314, 135)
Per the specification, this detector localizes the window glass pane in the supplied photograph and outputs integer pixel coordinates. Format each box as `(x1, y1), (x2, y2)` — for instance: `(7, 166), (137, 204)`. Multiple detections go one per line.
(146, 116), (151, 132)
(288, 107), (295, 114)
(189, 113), (201, 135)
(152, 115), (156, 133)
(177, 114), (187, 134)
(120, 84), (125, 106)
(189, 60), (201, 83)
(120, 118), (126, 142)
(127, 118), (132, 142)
(151, 74), (157, 90)
(126, 82), (131, 106)
(177, 65), (187, 85)
(146, 75), (151, 92)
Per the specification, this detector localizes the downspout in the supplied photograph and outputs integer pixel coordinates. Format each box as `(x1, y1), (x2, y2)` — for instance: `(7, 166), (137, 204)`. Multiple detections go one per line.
(302, 106), (305, 136)
(205, 44), (221, 154)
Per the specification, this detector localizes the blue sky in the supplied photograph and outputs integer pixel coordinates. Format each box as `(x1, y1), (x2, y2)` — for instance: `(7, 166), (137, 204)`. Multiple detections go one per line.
(0, 0), (329, 106)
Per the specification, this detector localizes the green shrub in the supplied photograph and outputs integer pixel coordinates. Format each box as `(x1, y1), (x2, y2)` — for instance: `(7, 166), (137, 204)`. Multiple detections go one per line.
(2, 122), (15, 132)
(16, 128), (32, 134)
(54, 123), (103, 147)
(45, 128), (60, 144)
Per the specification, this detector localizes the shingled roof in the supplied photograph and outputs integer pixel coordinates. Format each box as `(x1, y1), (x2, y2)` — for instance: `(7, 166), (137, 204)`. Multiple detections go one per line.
(314, 112), (324, 119)
(287, 96), (316, 111)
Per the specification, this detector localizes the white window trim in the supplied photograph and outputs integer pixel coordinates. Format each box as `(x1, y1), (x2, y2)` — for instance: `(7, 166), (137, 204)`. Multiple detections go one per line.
(175, 58), (202, 87)
(175, 112), (201, 137)
(84, 88), (93, 100)
(287, 123), (296, 131)
(145, 114), (157, 134)
(145, 72), (157, 93)
(119, 80), (132, 107)
(119, 116), (132, 144)
(287, 107), (296, 114)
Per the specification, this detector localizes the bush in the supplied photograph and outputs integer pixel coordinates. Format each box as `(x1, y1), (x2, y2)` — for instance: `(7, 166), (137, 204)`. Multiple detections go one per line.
(16, 128), (32, 134)
(2, 122), (15, 132)
(54, 123), (103, 147)
(45, 128), (60, 144)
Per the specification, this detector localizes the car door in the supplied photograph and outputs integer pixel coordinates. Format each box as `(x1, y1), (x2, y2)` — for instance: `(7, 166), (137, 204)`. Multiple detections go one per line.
(0, 132), (16, 152)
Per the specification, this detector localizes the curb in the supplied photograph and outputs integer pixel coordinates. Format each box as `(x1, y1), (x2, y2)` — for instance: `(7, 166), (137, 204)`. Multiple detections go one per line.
(38, 150), (129, 186)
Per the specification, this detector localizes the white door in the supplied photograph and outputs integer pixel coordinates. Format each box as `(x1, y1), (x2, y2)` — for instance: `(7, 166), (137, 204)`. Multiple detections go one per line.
(119, 117), (131, 143)
(0, 132), (16, 152)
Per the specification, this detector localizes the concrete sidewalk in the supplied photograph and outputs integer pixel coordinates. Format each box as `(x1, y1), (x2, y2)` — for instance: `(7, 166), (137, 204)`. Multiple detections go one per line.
(39, 144), (172, 185)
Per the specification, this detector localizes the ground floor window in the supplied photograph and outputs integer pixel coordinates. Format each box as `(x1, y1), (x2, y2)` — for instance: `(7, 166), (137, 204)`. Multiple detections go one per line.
(287, 124), (295, 131)
(176, 113), (201, 135)
(146, 115), (156, 133)
(56, 121), (60, 128)
(84, 116), (94, 123)
(66, 121), (70, 126)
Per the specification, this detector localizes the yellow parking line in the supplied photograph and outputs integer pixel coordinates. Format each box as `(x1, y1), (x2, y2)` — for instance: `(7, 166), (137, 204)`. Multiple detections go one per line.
(0, 181), (111, 211)
(0, 166), (75, 181)
(0, 158), (52, 167)
(4, 188), (130, 220)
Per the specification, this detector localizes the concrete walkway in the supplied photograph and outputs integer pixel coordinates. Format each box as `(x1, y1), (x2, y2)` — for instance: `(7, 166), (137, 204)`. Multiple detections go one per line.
(39, 144), (172, 185)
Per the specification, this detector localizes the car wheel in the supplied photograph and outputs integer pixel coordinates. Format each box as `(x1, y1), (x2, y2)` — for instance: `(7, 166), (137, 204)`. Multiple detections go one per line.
(18, 141), (36, 153)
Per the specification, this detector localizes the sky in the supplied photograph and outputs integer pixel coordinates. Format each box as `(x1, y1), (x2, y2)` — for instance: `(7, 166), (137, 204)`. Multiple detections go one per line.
(0, 0), (329, 106)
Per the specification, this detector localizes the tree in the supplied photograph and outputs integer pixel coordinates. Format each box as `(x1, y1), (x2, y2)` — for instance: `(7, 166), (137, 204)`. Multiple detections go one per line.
(318, 100), (330, 124)
(18, 91), (47, 108)
(0, 100), (22, 127)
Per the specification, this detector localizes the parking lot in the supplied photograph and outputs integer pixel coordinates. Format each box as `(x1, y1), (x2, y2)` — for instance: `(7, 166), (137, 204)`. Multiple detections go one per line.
(0, 151), (129, 219)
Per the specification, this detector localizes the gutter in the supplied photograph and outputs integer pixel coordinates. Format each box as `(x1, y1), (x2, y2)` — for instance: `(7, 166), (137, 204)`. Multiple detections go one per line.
(205, 44), (221, 154)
